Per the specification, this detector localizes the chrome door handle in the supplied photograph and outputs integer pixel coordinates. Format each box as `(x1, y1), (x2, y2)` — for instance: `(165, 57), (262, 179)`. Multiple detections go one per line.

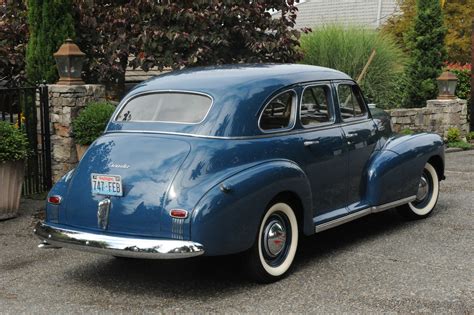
(346, 133), (358, 138)
(304, 140), (319, 147)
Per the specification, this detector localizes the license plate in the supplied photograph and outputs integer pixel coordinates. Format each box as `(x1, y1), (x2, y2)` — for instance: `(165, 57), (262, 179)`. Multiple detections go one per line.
(91, 173), (123, 197)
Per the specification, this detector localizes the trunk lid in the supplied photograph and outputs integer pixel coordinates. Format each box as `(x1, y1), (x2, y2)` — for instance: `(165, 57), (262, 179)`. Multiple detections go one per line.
(63, 133), (190, 237)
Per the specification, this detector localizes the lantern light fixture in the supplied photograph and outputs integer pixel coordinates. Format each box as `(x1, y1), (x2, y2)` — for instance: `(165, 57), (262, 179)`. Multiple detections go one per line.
(53, 39), (86, 85)
(436, 71), (458, 100)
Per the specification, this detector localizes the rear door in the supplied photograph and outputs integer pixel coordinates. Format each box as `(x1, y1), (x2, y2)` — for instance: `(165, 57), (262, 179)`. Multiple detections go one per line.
(298, 83), (347, 218)
(334, 82), (379, 208)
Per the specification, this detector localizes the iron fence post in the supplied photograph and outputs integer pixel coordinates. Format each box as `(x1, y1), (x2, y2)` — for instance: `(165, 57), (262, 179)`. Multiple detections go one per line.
(40, 84), (52, 190)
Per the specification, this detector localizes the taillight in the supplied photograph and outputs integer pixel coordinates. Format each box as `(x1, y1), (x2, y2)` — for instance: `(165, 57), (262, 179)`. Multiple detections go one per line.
(48, 195), (62, 205)
(170, 209), (188, 219)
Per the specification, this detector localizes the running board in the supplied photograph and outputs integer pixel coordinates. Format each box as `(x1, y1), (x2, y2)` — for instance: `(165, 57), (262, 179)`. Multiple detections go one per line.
(315, 196), (416, 233)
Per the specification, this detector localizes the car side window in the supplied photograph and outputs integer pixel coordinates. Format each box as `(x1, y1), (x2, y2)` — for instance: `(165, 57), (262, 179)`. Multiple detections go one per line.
(300, 85), (332, 127)
(259, 90), (295, 131)
(337, 84), (367, 120)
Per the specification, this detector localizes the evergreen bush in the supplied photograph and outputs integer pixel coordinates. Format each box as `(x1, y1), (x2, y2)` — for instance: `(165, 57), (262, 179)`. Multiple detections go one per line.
(403, 0), (446, 107)
(26, 0), (75, 84)
(72, 102), (116, 145)
(446, 127), (461, 143)
(0, 121), (29, 162)
(300, 25), (406, 109)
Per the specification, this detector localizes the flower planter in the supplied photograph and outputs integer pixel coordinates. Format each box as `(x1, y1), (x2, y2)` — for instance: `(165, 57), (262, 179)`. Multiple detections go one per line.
(0, 160), (25, 220)
(76, 144), (89, 161)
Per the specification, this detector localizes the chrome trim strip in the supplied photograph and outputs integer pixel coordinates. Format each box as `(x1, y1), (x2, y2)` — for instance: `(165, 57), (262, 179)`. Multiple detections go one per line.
(34, 222), (205, 259)
(104, 122), (343, 140)
(371, 195), (416, 213)
(315, 208), (371, 233)
(315, 196), (416, 233)
(111, 89), (215, 125)
(257, 89), (298, 134)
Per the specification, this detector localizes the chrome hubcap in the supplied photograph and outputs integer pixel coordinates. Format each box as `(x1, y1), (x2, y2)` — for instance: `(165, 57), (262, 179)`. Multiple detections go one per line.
(416, 175), (429, 201)
(263, 219), (287, 257)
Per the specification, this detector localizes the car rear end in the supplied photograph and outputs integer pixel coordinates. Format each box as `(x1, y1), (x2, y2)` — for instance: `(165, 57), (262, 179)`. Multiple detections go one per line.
(35, 91), (215, 258)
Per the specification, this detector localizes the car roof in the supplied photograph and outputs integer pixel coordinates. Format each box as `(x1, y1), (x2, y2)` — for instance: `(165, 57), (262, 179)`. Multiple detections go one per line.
(109, 64), (353, 138)
(132, 64), (351, 94)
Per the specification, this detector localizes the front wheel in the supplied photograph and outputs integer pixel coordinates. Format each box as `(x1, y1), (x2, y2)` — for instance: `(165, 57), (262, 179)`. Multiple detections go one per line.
(245, 202), (299, 283)
(397, 162), (440, 220)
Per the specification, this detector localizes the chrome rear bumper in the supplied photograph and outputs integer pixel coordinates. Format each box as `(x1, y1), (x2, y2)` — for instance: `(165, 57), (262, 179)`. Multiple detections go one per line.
(34, 222), (204, 259)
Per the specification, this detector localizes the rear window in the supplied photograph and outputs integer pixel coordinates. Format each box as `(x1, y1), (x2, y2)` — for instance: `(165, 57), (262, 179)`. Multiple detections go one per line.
(259, 90), (296, 132)
(116, 93), (212, 123)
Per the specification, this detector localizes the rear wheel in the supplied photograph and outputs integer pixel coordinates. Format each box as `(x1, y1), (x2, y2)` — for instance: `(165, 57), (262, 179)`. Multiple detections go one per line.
(245, 202), (299, 283)
(397, 162), (439, 220)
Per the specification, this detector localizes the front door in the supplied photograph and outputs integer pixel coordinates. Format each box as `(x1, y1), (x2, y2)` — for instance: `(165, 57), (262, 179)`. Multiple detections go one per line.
(335, 82), (379, 209)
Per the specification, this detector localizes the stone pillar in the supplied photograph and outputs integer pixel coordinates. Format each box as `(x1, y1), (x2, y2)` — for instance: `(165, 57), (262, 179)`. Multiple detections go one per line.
(426, 99), (469, 136)
(48, 84), (106, 183)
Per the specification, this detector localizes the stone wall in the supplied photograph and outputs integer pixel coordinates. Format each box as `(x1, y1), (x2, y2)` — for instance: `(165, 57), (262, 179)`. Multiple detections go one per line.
(48, 84), (105, 182)
(388, 99), (469, 138)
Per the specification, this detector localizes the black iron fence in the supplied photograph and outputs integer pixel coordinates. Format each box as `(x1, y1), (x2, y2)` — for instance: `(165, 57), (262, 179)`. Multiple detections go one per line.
(0, 84), (52, 195)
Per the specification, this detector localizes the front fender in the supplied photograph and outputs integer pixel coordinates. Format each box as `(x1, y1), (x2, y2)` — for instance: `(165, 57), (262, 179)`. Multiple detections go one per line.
(366, 133), (444, 206)
(190, 160), (312, 256)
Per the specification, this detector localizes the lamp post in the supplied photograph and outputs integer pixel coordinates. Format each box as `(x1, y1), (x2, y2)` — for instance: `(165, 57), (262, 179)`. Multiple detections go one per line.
(436, 71), (458, 100)
(53, 39), (86, 85)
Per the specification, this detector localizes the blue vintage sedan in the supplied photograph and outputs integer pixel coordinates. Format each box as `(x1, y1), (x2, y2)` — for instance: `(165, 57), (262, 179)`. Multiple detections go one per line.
(35, 64), (444, 282)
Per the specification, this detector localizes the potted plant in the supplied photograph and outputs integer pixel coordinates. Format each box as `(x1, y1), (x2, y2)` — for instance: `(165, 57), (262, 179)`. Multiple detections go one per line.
(0, 121), (29, 219)
(72, 101), (115, 160)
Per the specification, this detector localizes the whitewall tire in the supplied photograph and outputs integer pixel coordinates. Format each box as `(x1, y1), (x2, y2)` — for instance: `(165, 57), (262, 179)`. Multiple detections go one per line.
(246, 202), (299, 283)
(398, 162), (439, 219)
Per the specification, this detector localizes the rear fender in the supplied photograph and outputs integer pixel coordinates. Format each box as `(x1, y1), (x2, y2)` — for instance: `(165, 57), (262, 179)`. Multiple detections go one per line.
(45, 169), (75, 223)
(190, 160), (312, 256)
(366, 133), (444, 206)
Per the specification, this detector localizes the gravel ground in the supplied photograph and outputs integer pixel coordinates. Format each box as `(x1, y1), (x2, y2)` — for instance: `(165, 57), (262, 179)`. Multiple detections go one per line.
(1, 150), (473, 314)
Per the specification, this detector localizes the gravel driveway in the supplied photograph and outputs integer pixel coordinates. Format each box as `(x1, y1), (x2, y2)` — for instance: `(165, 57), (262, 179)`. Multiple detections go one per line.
(1, 150), (473, 313)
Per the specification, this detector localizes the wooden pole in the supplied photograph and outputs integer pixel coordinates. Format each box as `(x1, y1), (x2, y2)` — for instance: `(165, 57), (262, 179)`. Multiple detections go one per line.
(341, 49), (377, 107)
(470, 18), (474, 131)
(357, 49), (376, 84)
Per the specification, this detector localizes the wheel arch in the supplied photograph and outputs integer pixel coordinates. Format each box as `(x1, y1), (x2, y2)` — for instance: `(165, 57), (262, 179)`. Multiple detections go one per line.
(267, 191), (305, 236)
(366, 133), (445, 206)
(190, 160), (313, 256)
(427, 154), (445, 180)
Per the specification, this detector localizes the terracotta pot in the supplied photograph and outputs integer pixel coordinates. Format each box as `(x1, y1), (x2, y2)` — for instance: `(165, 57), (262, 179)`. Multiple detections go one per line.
(76, 144), (89, 161)
(0, 160), (25, 220)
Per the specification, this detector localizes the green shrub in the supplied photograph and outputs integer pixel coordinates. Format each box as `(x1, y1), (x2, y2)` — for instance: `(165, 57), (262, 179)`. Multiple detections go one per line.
(466, 131), (474, 142)
(0, 121), (29, 162)
(400, 128), (414, 135)
(72, 102), (115, 145)
(445, 65), (471, 102)
(403, 0), (446, 107)
(300, 24), (406, 109)
(446, 127), (461, 143)
(447, 141), (472, 150)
